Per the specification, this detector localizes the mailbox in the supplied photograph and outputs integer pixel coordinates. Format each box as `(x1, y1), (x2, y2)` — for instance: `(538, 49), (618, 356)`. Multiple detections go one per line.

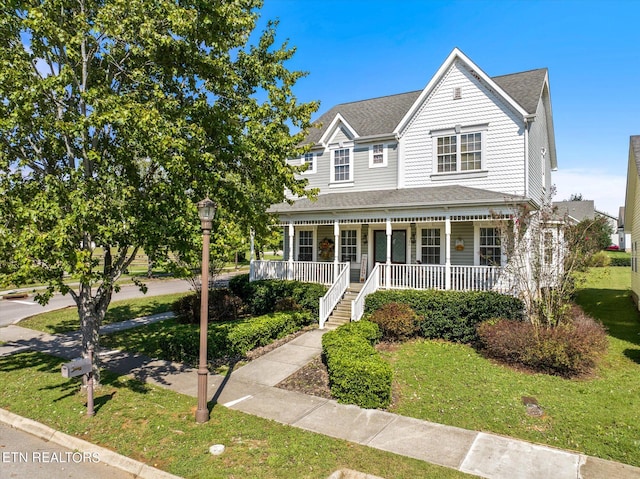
(61, 358), (93, 378)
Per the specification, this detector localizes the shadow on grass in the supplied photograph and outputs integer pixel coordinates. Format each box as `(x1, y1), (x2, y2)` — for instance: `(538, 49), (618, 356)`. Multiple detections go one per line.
(574, 288), (640, 347)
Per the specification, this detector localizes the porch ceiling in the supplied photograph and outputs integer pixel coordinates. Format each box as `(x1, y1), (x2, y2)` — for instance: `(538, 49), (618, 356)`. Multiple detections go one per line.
(269, 185), (528, 215)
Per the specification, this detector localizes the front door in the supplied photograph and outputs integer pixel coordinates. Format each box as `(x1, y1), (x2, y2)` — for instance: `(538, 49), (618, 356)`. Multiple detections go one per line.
(373, 230), (407, 264)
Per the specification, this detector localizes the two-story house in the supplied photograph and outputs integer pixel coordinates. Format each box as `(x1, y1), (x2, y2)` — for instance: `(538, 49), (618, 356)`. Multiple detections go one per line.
(252, 48), (557, 327)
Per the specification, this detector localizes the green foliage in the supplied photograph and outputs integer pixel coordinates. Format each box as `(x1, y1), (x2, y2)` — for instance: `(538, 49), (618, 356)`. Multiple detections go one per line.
(0, 2), (319, 358)
(171, 289), (244, 324)
(608, 256), (631, 267)
(364, 289), (524, 343)
(322, 321), (391, 409)
(155, 311), (312, 364)
(369, 302), (420, 341)
(226, 311), (313, 355)
(567, 216), (615, 259)
(587, 251), (611, 267)
(230, 276), (326, 316)
(477, 308), (608, 377)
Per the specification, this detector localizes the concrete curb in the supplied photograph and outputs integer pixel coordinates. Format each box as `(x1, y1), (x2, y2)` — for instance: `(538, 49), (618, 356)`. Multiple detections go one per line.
(0, 408), (182, 479)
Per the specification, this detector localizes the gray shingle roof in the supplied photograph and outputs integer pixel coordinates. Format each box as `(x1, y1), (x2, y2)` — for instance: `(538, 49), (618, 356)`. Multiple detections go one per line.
(270, 186), (527, 214)
(303, 68), (548, 146)
(492, 68), (548, 115)
(552, 200), (595, 222)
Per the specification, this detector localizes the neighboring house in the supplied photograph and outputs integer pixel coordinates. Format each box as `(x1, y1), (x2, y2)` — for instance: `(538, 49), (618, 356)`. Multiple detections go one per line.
(553, 200), (619, 247)
(253, 48), (557, 326)
(617, 206), (631, 251)
(624, 135), (640, 307)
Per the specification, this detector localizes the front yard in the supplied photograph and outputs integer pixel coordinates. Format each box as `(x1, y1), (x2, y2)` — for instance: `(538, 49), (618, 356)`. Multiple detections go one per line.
(380, 267), (640, 466)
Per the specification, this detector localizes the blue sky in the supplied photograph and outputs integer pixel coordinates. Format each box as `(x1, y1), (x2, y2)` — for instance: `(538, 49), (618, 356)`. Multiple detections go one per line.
(255, 0), (639, 217)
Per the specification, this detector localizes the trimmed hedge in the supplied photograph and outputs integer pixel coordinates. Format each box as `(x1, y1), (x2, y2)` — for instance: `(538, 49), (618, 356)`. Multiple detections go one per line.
(229, 274), (327, 316)
(322, 321), (392, 409)
(610, 256), (631, 267)
(156, 311), (313, 365)
(364, 289), (524, 343)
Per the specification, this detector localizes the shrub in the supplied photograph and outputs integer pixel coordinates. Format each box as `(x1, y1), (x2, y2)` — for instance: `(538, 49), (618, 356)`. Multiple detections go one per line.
(610, 256), (631, 267)
(477, 306), (608, 377)
(369, 302), (419, 341)
(156, 327), (230, 365)
(274, 297), (301, 312)
(230, 278), (326, 316)
(364, 289), (524, 343)
(227, 311), (313, 355)
(322, 320), (391, 409)
(171, 289), (244, 324)
(588, 251), (611, 267)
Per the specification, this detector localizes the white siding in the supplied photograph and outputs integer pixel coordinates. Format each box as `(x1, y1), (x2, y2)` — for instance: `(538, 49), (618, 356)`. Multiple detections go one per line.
(631, 153), (640, 305)
(400, 60), (526, 195)
(527, 84), (552, 206)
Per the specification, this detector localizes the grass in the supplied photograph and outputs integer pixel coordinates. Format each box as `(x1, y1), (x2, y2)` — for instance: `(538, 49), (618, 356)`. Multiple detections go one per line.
(19, 292), (188, 334)
(380, 266), (640, 466)
(0, 351), (471, 479)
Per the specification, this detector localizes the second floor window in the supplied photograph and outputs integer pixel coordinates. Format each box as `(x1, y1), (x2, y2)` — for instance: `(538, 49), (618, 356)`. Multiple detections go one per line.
(304, 152), (315, 172)
(334, 148), (350, 181)
(436, 131), (483, 173)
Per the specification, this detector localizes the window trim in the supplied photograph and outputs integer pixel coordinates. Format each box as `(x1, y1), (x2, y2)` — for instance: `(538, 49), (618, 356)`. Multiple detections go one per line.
(330, 145), (354, 186)
(369, 143), (388, 168)
(430, 124), (488, 177)
(419, 226), (444, 265)
(340, 229), (359, 263)
(301, 152), (317, 175)
(474, 224), (505, 266)
(296, 227), (315, 262)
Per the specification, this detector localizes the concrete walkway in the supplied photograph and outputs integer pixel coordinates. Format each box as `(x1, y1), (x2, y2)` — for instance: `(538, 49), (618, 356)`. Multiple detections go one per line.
(2, 318), (640, 479)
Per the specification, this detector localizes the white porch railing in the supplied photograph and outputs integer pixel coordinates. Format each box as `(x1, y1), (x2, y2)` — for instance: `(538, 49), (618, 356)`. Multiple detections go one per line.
(319, 262), (350, 329)
(351, 263), (382, 322)
(451, 265), (509, 292)
(250, 260), (343, 286)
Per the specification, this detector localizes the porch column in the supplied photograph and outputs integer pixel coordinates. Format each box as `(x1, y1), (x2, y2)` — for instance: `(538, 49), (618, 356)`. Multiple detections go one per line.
(445, 215), (451, 290)
(249, 228), (255, 262)
(334, 220), (340, 281)
(386, 218), (392, 288)
(288, 222), (294, 280)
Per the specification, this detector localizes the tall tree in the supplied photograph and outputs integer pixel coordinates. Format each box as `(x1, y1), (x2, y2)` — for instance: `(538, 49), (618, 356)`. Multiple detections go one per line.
(0, 0), (317, 380)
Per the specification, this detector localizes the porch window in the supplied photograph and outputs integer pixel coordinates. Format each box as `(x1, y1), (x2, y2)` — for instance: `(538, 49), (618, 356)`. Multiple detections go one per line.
(421, 228), (441, 264)
(340, 229), (357, 262)
(479, 227), (501, 266)
(543, 231), (554, 265)
(333, 148), (351, 182)
(298, 230), (313, 261)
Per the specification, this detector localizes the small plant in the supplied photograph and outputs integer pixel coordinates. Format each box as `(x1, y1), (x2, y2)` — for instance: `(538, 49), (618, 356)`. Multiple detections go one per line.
(171, 289), (244, 324)
(369, 302), (419, 341)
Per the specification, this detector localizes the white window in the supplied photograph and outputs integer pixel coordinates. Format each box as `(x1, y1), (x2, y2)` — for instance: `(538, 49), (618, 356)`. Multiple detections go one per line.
(340, 230), (357, 262)
(298, 230), (313, 261)
(302, 152), (316, 174)
(332, 148), (352, 183)
(369, 143), (387, 168)
(436, 132), (483, 173)
(420, 228), (442, 264)
(478, 227), (502, 266)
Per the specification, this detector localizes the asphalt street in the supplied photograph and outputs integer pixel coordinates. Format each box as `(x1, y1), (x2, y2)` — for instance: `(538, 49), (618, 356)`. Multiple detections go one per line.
(0, 279), (193, 327)
(0, 423), (135, 479)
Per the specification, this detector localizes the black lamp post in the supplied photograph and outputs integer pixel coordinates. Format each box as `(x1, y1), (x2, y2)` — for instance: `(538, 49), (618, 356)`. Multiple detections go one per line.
(195, 197), (217, 423)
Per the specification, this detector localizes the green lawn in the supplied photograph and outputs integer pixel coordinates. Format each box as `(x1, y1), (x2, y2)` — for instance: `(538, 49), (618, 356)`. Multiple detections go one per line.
(19, 292), (188, 334)
(0, 351), (471, 479)
(381, 266), (640, 466)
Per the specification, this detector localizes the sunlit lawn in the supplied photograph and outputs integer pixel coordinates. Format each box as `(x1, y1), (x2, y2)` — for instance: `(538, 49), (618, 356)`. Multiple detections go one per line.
(380, 267), (640, 466)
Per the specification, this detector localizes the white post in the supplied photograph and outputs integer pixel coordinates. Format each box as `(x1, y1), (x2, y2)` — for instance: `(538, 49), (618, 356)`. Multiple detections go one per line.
(288, 222), (294, 280)
(334, 220), (340, 282)
(445, 215), (451, 290)
(249, 228), (255, 262)
(386, 218), (392, 288)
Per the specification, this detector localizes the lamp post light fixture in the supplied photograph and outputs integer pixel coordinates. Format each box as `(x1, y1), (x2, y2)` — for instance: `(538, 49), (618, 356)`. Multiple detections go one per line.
(195, 197), (217, 423)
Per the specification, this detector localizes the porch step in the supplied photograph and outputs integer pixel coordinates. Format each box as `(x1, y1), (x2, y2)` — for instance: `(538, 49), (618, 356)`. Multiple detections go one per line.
(324, 285), (363, 330)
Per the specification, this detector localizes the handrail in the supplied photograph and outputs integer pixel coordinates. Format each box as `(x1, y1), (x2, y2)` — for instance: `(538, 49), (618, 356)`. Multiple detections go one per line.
(250, 260), (346, 285)
(351, 263), (381, 322)
(319, 262), (350, 329)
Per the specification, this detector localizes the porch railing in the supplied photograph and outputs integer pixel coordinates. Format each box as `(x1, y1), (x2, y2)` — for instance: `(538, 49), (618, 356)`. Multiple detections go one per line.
(250, 260), (344, 286)
(351, 263), (382, 322)
(319, 262), (350, 329)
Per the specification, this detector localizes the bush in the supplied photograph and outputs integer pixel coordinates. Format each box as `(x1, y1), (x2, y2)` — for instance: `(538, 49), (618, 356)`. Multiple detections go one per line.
(364, 289), (524, 343)
(322, 321), (391, 409)
(227, 311), (313, 355)
(156, 327), (230, 365)
(477, 306), (608, 377)
(230, 277), (327, 316)
(369, 302), (419, 341)
(171, 289), (244, 324)
(610, 256), (631, 267)
(588, 251), (611, 267)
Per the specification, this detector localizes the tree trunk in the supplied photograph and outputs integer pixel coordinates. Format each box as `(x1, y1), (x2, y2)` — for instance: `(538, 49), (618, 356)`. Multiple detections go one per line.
(77, 285), (111, 387)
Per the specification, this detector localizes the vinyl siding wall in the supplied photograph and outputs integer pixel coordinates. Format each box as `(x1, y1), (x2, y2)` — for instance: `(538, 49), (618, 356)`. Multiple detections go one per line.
(526, 86), (552, 206)
(401, 60), (526, 195)
(631, 155), (640, 306)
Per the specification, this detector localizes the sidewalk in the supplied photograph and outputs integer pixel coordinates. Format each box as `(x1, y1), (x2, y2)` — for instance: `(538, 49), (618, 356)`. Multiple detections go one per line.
(2, 318), (640, 479)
